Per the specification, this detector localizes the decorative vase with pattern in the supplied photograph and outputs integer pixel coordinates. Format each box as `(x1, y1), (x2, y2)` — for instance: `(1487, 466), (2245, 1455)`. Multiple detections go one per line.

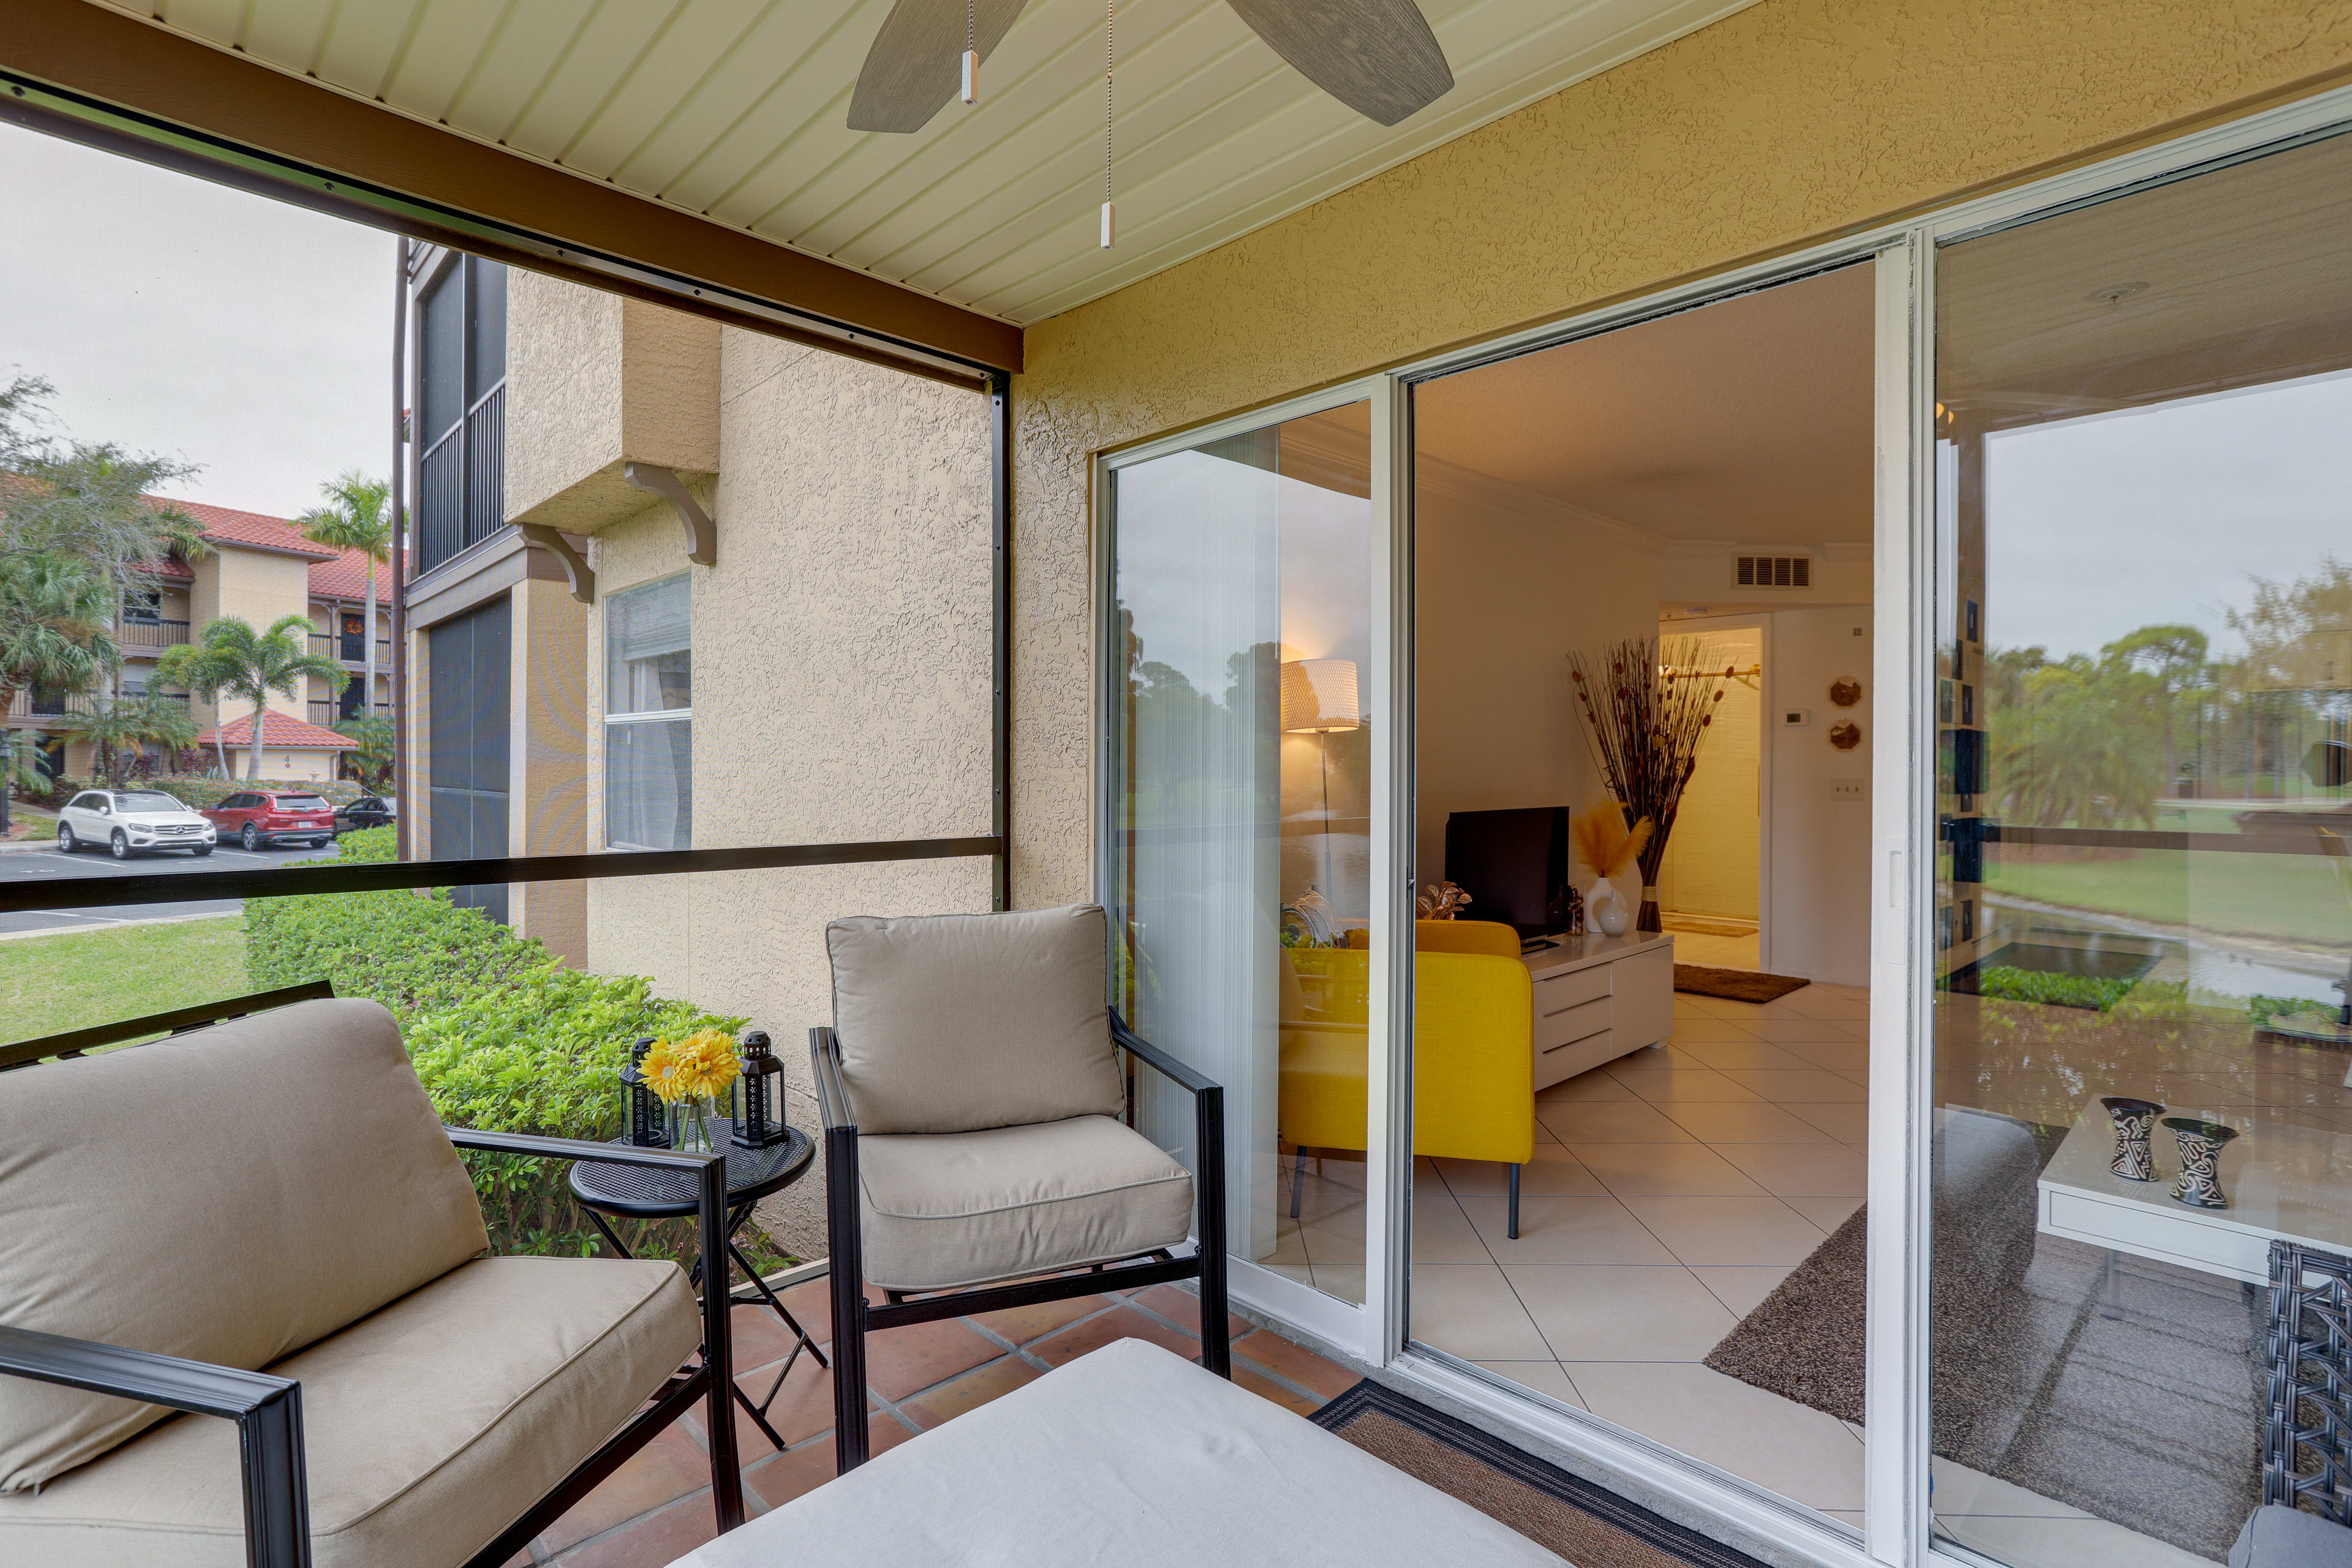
(2162, 1117), (2237, 1210)
(2100, 1096), (2164, 1182)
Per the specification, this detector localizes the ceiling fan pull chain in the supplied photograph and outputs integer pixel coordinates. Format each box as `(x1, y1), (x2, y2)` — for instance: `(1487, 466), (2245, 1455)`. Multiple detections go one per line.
(1100, 0), (1115, 248)
(961, 0), (978, 105)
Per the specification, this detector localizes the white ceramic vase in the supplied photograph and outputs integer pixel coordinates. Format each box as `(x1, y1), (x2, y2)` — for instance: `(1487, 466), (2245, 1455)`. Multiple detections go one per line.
(1588, 880), (1632, 937)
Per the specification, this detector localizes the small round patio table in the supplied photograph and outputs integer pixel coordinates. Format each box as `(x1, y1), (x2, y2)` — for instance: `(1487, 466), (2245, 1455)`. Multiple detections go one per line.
(569, 1121), (821, 1451)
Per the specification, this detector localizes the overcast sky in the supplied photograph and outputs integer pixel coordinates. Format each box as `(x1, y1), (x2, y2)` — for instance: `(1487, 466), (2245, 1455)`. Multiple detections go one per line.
(0, 119), (392, 520)
(1980, 368), (2352, 663)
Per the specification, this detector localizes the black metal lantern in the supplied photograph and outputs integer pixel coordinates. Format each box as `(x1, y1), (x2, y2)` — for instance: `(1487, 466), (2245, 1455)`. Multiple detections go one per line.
(734, 1030), (787, 1149)
(622, 1036), (666, 1148)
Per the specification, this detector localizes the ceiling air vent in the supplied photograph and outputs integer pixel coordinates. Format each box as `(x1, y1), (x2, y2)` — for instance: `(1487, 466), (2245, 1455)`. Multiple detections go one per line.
(1735, 554), (1813, 589)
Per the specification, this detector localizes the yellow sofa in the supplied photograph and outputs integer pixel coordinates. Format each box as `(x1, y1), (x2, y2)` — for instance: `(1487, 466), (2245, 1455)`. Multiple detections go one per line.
(1281, 921), (1534, 1237)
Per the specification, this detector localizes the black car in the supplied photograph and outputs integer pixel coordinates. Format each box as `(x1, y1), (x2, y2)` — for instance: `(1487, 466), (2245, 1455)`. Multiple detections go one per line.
(336, 794), (398, 832)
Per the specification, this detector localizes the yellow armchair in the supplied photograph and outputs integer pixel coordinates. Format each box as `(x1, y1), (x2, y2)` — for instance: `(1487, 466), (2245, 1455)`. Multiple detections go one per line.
(1280, 930), (1535, 1237)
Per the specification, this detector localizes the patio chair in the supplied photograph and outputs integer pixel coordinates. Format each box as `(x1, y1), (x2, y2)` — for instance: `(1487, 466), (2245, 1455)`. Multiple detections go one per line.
(0, 992), (744, 1568)
(812, 903), (1231, 1473)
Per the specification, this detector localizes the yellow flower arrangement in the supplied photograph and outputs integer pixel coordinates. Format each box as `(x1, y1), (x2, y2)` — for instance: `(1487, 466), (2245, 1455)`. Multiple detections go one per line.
(642, 1028), (741, 1106)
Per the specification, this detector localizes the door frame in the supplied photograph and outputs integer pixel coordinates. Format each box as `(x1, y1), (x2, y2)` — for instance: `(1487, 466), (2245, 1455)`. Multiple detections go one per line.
(1090, 77), (2352, 1568)
(1655, 609), (1777, 970)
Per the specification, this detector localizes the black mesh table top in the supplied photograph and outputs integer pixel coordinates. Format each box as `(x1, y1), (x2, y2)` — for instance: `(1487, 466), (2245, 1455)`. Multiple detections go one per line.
(568, 1122), (813, 1219)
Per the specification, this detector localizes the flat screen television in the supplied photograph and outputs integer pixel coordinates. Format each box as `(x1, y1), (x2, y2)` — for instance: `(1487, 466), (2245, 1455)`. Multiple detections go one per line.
(1443, 807), (1570, 938)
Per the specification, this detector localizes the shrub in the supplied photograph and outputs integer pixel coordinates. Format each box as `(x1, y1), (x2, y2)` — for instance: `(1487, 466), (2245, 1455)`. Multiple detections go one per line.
(43, 774), (366, 812)
(247, 837), (755, 1261)
(2252, 993), (2338, 1027)
(1969, 965), (2136, 1012)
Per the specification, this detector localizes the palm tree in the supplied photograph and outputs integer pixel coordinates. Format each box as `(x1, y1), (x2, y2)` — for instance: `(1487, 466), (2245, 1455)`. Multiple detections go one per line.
(64, 690), (200, 786)
(156, 616), (347, 781)
(0, 555), (120, 828)
(298, 472), (391, 733)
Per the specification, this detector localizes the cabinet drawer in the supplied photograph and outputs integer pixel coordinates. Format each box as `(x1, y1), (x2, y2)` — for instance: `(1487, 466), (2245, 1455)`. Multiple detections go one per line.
(1535, 994), (1610, 1052)
(1531, 965), (1610, 1014)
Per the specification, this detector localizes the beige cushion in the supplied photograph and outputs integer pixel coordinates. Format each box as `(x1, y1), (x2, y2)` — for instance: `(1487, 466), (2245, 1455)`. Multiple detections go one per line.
(0, 1255), (699, 1568)
(0, 998), (488, 1492)
(858, 1115), (1194, 1292)
(828, 904), (1125, 1134)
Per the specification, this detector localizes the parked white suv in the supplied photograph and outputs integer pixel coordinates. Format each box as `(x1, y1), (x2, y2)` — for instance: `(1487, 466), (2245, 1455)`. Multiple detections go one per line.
(56, 790), (218, 859)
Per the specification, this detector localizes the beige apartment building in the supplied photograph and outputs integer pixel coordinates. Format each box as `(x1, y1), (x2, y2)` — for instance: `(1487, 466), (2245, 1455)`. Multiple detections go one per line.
(17, 500), (390, 782)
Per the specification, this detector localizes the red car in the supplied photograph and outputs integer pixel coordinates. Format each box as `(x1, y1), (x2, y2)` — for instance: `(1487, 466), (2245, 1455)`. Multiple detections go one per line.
(201, 789), (339, 851)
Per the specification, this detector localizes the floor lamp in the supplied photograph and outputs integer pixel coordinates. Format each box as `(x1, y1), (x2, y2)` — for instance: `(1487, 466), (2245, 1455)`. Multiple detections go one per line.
(1280, 658), (1362, 905)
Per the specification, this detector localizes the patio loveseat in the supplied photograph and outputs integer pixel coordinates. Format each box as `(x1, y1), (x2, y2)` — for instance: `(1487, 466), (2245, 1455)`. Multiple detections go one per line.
(0, 993), (744, 1567)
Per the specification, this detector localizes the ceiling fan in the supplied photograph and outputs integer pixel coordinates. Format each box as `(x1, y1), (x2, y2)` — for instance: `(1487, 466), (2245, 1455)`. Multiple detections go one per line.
(847, 0), (1454, 134)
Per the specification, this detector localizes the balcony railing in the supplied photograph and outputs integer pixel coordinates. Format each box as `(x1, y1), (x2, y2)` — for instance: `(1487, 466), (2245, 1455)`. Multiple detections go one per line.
(119, 618), (190, 651)
(309, 700), (391, 729)
(4, 689), (190, 722)
(309, 633), (393, 665)
(417, 380), (505, 578)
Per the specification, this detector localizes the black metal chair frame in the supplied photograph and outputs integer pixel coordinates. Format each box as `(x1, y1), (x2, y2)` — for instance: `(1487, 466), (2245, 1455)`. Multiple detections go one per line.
(0, 992), (748, 1568)
(812, 1009), (1229, 1473)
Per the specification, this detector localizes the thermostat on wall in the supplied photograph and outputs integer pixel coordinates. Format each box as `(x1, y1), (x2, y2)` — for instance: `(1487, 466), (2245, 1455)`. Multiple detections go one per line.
(1782, 709), (1811, 728)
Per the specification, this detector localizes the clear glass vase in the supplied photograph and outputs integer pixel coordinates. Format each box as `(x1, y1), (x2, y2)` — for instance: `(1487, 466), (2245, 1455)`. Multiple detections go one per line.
(670, 1096), (723, 1153)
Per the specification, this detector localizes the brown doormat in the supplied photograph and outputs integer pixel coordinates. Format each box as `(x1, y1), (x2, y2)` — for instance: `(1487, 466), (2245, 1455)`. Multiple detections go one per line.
(1313, 1380), (1772, 1567)
(1673, 965), (1809, 1003)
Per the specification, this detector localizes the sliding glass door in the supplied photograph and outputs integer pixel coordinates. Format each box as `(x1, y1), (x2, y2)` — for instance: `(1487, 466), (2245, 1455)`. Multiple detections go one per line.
(1929, 129), (2352, 1568)
(1103, 393), (1395, 1327)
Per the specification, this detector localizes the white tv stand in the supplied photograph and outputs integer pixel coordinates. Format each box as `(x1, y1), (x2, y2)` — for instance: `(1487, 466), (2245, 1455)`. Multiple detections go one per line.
(1520, 930), (1676, 1090)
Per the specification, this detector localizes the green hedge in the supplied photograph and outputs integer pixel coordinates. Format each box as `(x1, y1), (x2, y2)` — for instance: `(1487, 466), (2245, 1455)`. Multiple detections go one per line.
(45, 775), (366, 811)
(247, 830), (756, 1261)
(1969, 965), (2138, 1012)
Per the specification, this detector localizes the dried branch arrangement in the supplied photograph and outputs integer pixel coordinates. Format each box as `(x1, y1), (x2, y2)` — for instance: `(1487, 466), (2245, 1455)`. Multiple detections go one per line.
(1567, 635), (1733, 932)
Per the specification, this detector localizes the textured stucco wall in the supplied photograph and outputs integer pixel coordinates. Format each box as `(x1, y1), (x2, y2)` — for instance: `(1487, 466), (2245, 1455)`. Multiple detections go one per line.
(205, 548), (317, 731)
(582, 328), (993, 1257)
(1008, 0), (2352, 909)
(505, 273), (721, 532)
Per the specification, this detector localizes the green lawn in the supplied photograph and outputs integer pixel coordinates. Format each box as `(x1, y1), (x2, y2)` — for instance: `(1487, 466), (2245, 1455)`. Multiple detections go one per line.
(1986, 850), (2352, 948)
(0, 915), (249, 1049)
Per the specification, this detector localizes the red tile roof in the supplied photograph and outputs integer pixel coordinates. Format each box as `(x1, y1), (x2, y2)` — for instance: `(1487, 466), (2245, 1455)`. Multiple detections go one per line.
(194, 710), (360, 750)
(173, 500), (339, 562)
(306, 544), (393, 605)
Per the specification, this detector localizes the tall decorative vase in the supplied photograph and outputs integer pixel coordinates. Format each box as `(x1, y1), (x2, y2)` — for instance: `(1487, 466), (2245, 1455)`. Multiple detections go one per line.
(2163, 1117), (2237, 1210)
(2100, 1096), (2164, 1182)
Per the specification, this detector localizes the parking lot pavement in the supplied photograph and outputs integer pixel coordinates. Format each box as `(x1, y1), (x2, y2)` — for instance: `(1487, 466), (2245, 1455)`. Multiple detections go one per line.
(0, 841), (341, 936)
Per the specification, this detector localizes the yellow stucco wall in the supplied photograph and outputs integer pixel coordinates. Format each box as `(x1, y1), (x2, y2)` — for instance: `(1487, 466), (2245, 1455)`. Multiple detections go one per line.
(188, 546), (316, 739)
(1007, 0), (2352, 908)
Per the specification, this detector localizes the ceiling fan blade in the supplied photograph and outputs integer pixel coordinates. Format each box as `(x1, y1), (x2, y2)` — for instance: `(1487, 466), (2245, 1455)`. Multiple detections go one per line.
(1226, 0), (1452, 127)
(848, 0), (1030, 134)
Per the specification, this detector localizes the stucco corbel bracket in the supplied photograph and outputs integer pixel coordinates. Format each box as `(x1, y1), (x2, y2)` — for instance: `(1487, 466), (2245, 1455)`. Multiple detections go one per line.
(623, 462), (717, 567)
(516, 524), (597, 605)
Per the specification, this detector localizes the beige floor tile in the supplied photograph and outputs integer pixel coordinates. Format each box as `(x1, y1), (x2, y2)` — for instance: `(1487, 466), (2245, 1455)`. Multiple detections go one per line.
(1434, 1145), (1606, 1197)
(1410, 1188), (1491, 1263)
(1689, 1264), (1796, 1317)
(1564, 1361), (1866, 1511)
(1308, 1262), (1365, 1302)
(1607, 1068), (1766, 1104)
(1716, 1068), (1870, 1104)
(1670, 932), (1758, 969)
(1784, 1102), (1871, 1143)
(1537, 1101), (1698, 1144)
(1504, 1264), (1738, 1360)
(1645, 1044), (1713, 1069)
(1742, 1019), (1867, 1046)
(1663, 1019), (1765, 1044)
(1778, 1039), (1871, 1072)
(1682, 996), (1773, 1022)
(1670, 1039), (1822, 1070)
(1458, 1194), (1679, 1264)
(1715, 1144), (1869, 1197)
(1929, 1458), (2091, 1519)
(1658, 1101), (1839, 1144)
(1408, 1263), (1551, 1359)
(1933, 1513), (2212, 1568)
(1536, 1068), (1640, 1103)
(1780, 993), (1872, 1021)
(1473, 1360), (1586, 1411)
(1783, 1195), (1863, 1232)
(1618, 1194), (1830, 1266)
(1413, 1155), (1452, 1197)
(1570, 1141), (1768, 1197)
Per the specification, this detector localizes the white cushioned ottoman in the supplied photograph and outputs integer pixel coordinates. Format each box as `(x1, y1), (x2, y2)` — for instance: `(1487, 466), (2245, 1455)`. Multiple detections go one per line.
(672, 1337), (1563, 1568)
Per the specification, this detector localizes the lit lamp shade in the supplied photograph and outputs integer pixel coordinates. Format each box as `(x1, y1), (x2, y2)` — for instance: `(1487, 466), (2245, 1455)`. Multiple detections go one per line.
(1280, 658), (1361, 733)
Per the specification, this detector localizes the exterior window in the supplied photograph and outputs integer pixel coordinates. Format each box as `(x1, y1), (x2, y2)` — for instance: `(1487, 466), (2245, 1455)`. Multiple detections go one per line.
(415, 254), (508, 576)
(605, 575), (691, 851)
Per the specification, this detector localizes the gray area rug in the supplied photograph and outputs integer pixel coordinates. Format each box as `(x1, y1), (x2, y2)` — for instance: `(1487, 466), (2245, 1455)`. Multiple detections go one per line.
(1705, 1162), (2266, 1561)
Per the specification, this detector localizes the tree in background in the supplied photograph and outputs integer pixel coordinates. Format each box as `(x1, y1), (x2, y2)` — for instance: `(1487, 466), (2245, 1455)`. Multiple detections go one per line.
(331, 712), (393, 790)
(298, 471), (391, 732)
(157, 615), (347, 781)
(2105, 624), (2211, 797)
(65, 690), (200, 787)
(0, 374), (206, 826)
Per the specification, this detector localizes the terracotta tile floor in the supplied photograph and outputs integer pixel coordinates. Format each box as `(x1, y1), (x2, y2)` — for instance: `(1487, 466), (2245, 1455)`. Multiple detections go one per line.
(510, 1277), (1353, 1566)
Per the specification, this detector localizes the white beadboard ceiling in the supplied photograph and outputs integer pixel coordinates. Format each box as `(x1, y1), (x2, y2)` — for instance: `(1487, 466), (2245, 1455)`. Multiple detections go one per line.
(91, 0), (1758, 326)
